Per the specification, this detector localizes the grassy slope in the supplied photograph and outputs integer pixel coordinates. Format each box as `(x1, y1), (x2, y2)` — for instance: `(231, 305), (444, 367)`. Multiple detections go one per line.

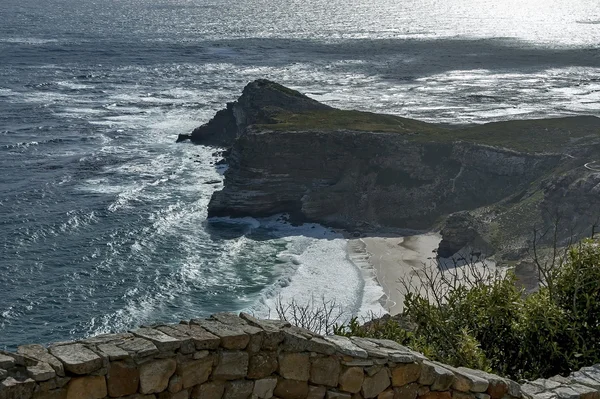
(256, 108), (600, 153)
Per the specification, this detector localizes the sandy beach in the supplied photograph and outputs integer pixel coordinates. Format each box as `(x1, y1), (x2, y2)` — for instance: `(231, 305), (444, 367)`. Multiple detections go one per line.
(349, 233), (442, 315)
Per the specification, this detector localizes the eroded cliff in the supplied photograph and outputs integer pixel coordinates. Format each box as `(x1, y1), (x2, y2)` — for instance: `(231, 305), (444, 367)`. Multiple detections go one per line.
(179, 80), (600, 261)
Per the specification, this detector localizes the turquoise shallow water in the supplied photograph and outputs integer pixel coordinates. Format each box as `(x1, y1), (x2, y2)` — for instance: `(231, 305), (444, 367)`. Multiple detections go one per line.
(1, 0), (599, 350)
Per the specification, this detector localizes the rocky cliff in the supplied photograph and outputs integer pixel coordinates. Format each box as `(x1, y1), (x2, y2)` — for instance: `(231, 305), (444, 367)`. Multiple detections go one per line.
(179, 80), (600, 261)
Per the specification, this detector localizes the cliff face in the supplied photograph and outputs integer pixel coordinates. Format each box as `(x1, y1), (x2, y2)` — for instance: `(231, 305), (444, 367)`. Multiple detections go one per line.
(208, 129), (561, 231)
(181, 80), (600, 259)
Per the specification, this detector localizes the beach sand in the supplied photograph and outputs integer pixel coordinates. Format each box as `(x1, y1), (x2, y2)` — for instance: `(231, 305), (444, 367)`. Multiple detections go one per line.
(349, 233), (442, 315)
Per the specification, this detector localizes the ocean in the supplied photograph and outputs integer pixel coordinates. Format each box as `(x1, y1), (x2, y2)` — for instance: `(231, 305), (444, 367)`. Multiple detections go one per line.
(1, 0), (599, 350)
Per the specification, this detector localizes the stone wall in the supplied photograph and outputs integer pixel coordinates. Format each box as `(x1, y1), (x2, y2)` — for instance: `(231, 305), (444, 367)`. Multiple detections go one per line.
(0, 313), (597, 399)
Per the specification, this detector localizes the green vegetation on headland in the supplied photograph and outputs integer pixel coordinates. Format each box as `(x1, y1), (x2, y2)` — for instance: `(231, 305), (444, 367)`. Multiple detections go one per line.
(258, 109), (600, 153)
(335, 238), (600, 381)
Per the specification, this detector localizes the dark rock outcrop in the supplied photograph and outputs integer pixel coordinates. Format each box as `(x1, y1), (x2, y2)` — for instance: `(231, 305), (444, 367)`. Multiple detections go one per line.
(181, 79), (600, 260)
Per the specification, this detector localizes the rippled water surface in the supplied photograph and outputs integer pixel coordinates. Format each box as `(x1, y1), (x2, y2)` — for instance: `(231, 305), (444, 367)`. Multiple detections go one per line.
(1, 0), (599, 350)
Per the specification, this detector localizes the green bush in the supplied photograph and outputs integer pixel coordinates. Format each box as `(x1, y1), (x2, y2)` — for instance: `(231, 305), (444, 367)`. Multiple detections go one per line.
(335, 239), (600, 380)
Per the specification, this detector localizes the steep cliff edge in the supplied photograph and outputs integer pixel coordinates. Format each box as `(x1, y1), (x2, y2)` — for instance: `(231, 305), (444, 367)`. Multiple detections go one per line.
(180, 80), (600, 261)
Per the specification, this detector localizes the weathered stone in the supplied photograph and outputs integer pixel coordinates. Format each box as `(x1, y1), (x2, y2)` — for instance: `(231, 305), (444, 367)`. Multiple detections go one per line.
(279, 353), (310, 381)
(191, 381), (226, 399)
(0, 354), (15, 370)
(224, 380), (254, 399)
(310, 357), (340, 387)
(97, 344), (130, 361)
(458, 369), (508, 399)
(393, 383), (419, 399)
(549, 376), (571, 385)
(581, 366), (600, 385)
(391, 363), (421, 387)
(362, 368), (391, 399)
(474, 394), (490, 399)
(194, 351), (210, 360)
(169, 375), (184, 393)
(339, 367), (365, 393)
(50, 344), (103, 375)
(239, 313), (287, 350)
(328, 392), (352, 399)
(211, 313), (264, 352)
(66, 376), (107, 399)
(248, 352), (278, 379)
(418, 361), (454, 391)
(165, 392), (190, 399)
(155, 326), (196, 355)
(118, 338), (160, 359)
(418, 392), (452, 399)
(569, 384), (600, 399)
(274, 379), (309, 399)
(342, 359), (374, 367)
(554, 387), (581, 399)
(177, 358), (212, 389)
(18, 345), (65, 377)
(107, 360), (140, 397)
(530, 380), (561, 391)
(191, 319), (249, 350)
(0, 369), (6, 380)
(451, 392), (475, 399)
(377, 390), (394, 399)
(139, 358), (177, 394)
(0, 377), (36, 399)
(213, 351), (249, 380)
(27, 361), (56, 381)
(521, 384), (543, 397)
(253, 377), (278, 399)
(418, 387), (431, 397)
(366, 365), (383, 378)
(131, 328), (181, 353)
(445, 366), (488, 393)
(570, 372), (600, 390)
(33, 388), (67, 399)
(281, 329), (335, 355)
(324, 336), (368, 359)
(350, 339), (390, 359)
(308, 386), (327, 399)
(79, 332), (134, 345)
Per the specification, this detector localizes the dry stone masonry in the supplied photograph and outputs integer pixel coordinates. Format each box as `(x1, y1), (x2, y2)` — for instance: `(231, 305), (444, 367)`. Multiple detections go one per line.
(0, 313), (598, 399)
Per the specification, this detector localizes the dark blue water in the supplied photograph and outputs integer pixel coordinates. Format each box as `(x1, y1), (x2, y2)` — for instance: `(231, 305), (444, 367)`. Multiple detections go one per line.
(1, 0), (599, 350)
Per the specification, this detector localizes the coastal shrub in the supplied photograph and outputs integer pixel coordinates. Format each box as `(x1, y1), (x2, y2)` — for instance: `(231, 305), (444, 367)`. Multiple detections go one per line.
(334, 239), (600, 381)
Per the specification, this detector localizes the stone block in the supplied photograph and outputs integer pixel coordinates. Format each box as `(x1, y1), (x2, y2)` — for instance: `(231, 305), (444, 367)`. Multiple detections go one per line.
(418, 362), (454, 391)
(97, 344), (130, 361)
(213, 351), (249, 380)
(377, 390), (394, 399)
(570, 384), (600, 399)
(339, 367), (365, 393)
(33, 388), (67, 399)
(446, 367), (488, 393)
(191, 319), (249, 350)
(139, 358), (177, 394)
(118, 338), (160, 360)
(169, 375), (183, 393)
(457, 369), (507, 399)
(66, 376), (107, 399)
(248, 352), (278, 379)
(191, 381), (225, 399)
(418, 392), (452, 399)
(391, 363), (421, 387)
(18, 344), (65, 376)
(50, 344), (104, 375)
(224, 380), (254, 399)
(239, 313), (287, 350)
(131, 328), (182, 353)
(27, 362), (56, 381)
(107, 360), (140, 397)
(553, 387), (581, 399)
(0, 354), (15, 370)
(452, 392), (475, 399)
(570, 372), (600, 390)
(310, 357), (340, 387)
(274, 379), (309, 399)
(328, 392), (352, 399)
(0, 377), (36, 399)
(349, 339), (390, 359)
(308, 386), (327, 399)
(253, 377), (278, 399)
(279, 353), (310, 381)
(324, 336), (368, 359)
(362, 368), (391, 399)
(392, 383), (419, 399)
(211, 313), (264, 352)
(177, 358), (213, 389)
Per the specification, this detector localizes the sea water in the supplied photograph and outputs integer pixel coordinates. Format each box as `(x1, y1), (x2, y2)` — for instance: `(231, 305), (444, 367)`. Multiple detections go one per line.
(1, 0), (599, 350)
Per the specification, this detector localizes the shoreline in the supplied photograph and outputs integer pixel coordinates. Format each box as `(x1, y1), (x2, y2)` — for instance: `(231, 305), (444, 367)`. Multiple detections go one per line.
(348, 232), (442, 316)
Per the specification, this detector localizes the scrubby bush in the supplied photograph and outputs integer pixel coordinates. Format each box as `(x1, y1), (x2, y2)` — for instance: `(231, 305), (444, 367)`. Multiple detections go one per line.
(335, 239), (600, 381)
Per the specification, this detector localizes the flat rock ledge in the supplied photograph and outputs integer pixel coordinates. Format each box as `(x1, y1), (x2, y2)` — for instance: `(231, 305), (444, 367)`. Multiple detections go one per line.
(0, 313), (597, 399)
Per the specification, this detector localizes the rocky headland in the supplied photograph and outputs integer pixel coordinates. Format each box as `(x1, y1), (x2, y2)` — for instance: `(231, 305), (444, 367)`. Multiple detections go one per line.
(178, 79), (600, 264)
